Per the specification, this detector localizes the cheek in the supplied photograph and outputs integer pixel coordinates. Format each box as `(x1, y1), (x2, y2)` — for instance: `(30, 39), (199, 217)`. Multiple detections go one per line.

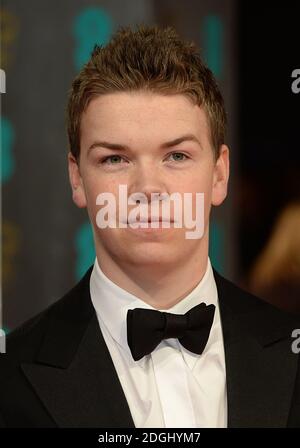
(187, 172), (214, 219)
(85, 178), (122, 223)
(84, 175), (117, 201)
(182, 170), (214, 196)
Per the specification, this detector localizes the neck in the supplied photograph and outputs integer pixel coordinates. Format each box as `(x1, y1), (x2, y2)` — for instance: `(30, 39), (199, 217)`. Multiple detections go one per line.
(95, 239), (209, 310)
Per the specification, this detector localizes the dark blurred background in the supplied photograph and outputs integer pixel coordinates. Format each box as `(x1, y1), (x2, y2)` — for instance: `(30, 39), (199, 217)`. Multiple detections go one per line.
(237, 2), (300, 269)
(1, 0), (299, 332)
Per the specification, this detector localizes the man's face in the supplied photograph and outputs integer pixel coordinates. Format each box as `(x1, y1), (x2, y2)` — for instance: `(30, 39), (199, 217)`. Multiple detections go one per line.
(68, 91), (229, 269)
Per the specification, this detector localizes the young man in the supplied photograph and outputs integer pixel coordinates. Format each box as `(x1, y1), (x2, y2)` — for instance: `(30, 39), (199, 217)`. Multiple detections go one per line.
(1, 25), (300, 428)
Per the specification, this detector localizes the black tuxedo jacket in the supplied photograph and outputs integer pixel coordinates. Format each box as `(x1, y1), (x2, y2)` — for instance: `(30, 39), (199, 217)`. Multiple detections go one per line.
(1, 266), (300, 428)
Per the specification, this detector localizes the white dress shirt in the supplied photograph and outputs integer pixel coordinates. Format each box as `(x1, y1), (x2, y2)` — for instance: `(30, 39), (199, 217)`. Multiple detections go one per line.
(90, 256), (227, 428)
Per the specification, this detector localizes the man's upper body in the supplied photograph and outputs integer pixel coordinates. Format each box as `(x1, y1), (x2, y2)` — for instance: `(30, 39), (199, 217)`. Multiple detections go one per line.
(2, 25), (300, 428)
(1, 257), (300, 428)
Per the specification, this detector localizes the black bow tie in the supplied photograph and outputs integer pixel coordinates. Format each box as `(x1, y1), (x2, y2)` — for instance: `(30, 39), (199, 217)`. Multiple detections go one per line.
(127, 303), (215, 361)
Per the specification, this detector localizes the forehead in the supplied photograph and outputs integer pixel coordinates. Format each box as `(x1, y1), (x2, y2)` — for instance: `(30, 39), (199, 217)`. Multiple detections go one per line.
(80, 91), (211, 147)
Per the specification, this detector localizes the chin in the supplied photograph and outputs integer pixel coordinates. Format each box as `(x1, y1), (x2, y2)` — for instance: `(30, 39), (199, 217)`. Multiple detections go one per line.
(122, 247), (176, 266)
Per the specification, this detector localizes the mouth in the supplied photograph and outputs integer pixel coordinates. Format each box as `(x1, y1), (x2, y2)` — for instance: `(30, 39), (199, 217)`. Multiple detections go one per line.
(127, 213), (174, 221)
(124, 217), (176, 235)
(127, 218), (175, 225)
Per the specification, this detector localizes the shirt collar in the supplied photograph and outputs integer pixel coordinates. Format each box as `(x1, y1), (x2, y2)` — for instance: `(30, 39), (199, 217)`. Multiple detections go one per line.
(90, 257), (218, 370)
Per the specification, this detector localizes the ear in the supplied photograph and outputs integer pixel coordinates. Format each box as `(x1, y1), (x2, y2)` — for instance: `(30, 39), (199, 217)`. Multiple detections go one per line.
(211, 144), (230, 206)
(67, 152), (87, 208)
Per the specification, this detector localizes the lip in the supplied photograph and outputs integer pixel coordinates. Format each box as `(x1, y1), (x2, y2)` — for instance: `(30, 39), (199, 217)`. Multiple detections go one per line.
(127, 218), (175, 224)
(123, 218), (174, 233)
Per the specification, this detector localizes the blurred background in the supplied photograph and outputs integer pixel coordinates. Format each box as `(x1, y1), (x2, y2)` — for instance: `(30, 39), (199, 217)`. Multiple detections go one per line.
(1, 0), (300, 332)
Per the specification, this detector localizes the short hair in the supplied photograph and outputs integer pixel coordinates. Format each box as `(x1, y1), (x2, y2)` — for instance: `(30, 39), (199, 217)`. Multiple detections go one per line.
(66, 24), (227, 161)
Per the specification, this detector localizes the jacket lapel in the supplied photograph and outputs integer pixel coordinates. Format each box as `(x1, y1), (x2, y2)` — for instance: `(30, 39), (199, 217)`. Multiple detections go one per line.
(21, 268), (135, 428)
(214, 269), (299, 428)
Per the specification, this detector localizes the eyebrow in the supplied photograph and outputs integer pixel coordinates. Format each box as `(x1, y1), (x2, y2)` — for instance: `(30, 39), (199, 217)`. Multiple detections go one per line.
(87, 133), (202, 155)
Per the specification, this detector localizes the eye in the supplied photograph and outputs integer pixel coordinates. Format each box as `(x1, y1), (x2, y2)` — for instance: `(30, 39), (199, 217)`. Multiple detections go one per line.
(99, 154), (126, 165)
(167, 152), (189, 162)
(98, 151), (189, 165)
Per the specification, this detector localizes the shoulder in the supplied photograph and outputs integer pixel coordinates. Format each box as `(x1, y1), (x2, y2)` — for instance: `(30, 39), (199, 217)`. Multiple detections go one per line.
(213, 267), (300, 316)
(213, 268), (300, 334)
(0, 266), (94, 381)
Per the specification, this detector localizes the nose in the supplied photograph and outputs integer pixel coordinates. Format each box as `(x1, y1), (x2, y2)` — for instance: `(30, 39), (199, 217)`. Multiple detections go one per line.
(127, 160), (168, 203)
